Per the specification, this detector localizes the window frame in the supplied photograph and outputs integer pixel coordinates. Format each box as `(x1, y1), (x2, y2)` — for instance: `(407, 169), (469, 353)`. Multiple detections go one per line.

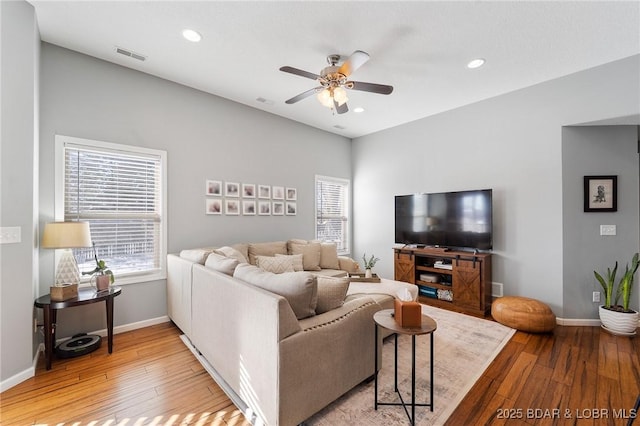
(54, 135), (168, 285)
(315, 175), (350, 256)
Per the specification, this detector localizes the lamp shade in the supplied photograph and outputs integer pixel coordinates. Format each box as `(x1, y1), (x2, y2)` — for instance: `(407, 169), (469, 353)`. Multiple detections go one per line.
(41, 222), (92, 249)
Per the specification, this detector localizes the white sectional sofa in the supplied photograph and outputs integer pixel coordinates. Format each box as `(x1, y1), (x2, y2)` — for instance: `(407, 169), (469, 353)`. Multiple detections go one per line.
(167, 239), (418, 426)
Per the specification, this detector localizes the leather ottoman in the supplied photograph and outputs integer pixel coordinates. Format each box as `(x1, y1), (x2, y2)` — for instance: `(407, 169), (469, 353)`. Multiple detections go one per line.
(492, 296), (556, 333)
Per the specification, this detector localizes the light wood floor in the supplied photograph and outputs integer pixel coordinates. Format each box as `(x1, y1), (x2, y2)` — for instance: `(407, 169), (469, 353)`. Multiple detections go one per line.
(1, 321), (638, 425)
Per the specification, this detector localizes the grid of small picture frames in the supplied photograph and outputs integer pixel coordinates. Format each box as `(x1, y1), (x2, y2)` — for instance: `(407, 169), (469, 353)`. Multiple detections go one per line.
(205, 180), (297, 216)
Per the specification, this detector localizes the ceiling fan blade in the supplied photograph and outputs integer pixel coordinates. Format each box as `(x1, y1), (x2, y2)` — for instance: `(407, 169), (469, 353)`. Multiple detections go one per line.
(338, 50), (370, 77)
(334, 100), (348, 114)
(279, 66), (320, 80)
(348, 80), (394, 95)
(285, 87), (323, 104)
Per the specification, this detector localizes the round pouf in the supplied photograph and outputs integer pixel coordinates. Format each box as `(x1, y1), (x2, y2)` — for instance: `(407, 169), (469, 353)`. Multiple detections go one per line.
(492, 296), (556, 333)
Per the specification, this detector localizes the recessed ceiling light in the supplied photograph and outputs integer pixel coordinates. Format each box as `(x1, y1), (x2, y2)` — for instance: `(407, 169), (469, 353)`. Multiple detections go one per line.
(467, 58), (485, 69)
(353, 107), (365, 113)
(182, 29), (202, 42)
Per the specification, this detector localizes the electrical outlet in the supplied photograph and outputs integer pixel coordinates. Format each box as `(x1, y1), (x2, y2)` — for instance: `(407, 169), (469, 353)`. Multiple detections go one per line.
(600, 225), (616, 236)
(592, 291), (601, 303)
(34, 318), (38, 333)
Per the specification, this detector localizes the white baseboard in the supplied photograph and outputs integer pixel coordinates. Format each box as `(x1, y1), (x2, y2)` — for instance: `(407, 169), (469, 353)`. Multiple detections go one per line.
(555, 317), (602, 326)
(1, 316), (170, 392)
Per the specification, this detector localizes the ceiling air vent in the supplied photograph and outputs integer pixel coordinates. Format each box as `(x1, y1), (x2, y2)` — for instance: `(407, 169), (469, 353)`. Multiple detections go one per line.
(333, 125), (347, 130)
(115, 46), (146, 62)
(256, 97), (274, 105)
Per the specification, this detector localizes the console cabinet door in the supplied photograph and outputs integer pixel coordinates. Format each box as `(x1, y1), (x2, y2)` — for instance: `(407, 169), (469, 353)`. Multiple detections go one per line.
(394, 251), (415, 283)
(452, 259), (482, 310)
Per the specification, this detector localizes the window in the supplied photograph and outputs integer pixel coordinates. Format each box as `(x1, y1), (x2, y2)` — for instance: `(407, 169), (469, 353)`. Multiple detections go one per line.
(315, 175), (350, 255)
(55, 135), (167, 284)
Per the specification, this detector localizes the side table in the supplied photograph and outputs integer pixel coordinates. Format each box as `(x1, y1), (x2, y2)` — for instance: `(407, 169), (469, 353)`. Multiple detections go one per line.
(34, 286), (122, 370)
(374, 308), (437, 425)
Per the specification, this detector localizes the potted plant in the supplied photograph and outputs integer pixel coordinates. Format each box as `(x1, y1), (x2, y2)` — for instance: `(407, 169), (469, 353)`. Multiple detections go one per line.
(594, 252), (639, 335)
(83, 243), (115, 291)
(362, 253), (380, 278)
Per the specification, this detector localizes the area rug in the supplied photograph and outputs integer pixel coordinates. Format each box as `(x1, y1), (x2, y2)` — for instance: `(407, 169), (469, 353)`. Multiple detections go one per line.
(304, 305), (515, 425)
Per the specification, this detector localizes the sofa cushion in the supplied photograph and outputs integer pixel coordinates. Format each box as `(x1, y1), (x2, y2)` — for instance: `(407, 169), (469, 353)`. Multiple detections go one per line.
(256, 255), (295, 274)
(288, 241), (322, 271)
(319, 243), (340, 270)
(205, 252), (240, 275)
(234, 263), (317, 319)
(248, 241), (288, 265)
(275, 253), (304, 271)
(180, 248), (216, 264)
(215, 246), (248, 264)
(316, 276), (350, 314)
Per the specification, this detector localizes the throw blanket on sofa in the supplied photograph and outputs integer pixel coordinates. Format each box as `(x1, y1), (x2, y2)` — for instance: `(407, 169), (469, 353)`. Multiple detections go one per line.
(347, 278), (419, 301)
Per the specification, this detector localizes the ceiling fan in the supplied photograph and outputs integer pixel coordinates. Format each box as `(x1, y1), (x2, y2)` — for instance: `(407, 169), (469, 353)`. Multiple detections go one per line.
(279, 50), (393, 114)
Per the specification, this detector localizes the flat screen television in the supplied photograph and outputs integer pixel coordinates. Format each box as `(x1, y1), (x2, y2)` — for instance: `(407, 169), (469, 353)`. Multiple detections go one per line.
(395, 189), (493, 251)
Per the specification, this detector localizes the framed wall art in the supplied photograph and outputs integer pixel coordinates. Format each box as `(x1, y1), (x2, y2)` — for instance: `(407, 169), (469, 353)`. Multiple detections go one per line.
(225, 182), (240, 197)
(206, 180), (222, 196)
(258, 201), (271, 215)
(243, 200), (256, 215)
(584, 175), (617, 212)
(205, 198), (222, 215)
(226, 199), (240, 215)
(286, 187), (297, 201)
(272, 201), (284, 215)
(286, 202), (297, 215)
(258, 185), (271, 199)
(272, 186), (285, 200)
(243, 183), (256, 198)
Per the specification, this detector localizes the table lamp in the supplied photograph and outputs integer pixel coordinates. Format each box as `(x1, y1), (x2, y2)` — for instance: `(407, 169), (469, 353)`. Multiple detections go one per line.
(41, 221), (92, 285)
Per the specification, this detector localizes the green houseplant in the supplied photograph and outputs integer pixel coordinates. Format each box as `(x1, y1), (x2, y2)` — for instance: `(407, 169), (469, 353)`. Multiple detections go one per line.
(83, 243), (114, 290)
(362, 253), (380, 278)
(594, 252), (639, 334)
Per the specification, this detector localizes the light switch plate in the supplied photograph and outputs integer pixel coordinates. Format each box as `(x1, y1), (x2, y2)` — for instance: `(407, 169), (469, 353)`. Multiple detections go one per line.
(600, 225), (616, 236)
(0, 227), (21, 244)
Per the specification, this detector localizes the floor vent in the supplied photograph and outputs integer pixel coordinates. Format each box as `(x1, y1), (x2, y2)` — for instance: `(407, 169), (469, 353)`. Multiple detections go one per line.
(492, 282), (504, 298)
(115, 46), (146, 62)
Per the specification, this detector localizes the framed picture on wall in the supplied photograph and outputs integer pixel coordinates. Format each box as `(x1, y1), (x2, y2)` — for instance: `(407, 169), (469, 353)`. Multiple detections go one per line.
(286, 202), (297, 216)
(206, 180), (222, 196)
(286, 187), (297, 201)
(243, 200), (256, 215)
(272, 201), (284, 215)
(226, 199), (240, 215)
(584, 175), (617, 212)
(258, 185), (271, 199)
(258, 201), (271, 215)
(205, 198), (222, 215)
(225, 182), (240, 197)
(243, 183), (256, 198)
(272, 186), (285, 200)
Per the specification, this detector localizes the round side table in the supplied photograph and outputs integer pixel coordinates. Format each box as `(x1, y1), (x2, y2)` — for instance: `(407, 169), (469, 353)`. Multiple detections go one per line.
(374, 308), (437, 425)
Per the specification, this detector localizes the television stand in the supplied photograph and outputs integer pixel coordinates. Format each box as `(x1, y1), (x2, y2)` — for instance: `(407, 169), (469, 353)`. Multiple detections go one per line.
(393, 247), (492, 317)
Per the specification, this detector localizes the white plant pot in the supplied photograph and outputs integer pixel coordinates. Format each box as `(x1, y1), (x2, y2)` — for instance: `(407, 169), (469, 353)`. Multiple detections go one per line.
(599, 305), (638, 335)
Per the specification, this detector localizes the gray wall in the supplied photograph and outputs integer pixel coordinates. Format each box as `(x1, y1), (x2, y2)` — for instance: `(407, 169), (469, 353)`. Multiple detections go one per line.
(351, 55), (640, 318)
(562, 126), (639, 319)
(38, 44), (351, 338)
(0, 0), (40, 389)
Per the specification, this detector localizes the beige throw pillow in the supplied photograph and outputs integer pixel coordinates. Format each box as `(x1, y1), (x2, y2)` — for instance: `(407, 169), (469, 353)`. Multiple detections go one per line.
(180, 248), (216, 264)
(319, 243), (340, 269)
(205, 253), (240, 275)
(215, 246), (248, 264)
(289, 241), (322, 271)
(248, 241), (288, 265)
(316, 276), (350, 314)
(233, 263), (317, 319)
(256, 255), (295, 274)
(275, 253), (304, 271)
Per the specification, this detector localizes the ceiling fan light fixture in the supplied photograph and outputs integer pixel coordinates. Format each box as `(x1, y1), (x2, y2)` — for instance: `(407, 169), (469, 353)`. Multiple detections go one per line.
(333, 87), (348, 106)
(317, 89), (334, 108)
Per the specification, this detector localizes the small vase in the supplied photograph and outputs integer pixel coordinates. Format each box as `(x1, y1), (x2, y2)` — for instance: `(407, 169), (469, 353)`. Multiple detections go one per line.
(365, 269), (372, 278)
(94, 274), (110, 291)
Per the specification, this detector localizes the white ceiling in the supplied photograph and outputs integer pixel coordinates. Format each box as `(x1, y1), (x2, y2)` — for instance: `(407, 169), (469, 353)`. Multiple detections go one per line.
(28, 1), (640, 139)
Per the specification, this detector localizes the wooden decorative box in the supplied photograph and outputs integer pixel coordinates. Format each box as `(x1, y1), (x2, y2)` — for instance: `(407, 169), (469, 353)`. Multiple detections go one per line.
(348, 273), (381, 283)
(50, 283), (78, 301)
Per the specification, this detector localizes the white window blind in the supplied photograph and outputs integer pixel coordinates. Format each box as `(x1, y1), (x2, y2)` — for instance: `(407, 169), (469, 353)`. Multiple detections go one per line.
(58, 136), (166, 282)
(315, 175), (350, 254)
